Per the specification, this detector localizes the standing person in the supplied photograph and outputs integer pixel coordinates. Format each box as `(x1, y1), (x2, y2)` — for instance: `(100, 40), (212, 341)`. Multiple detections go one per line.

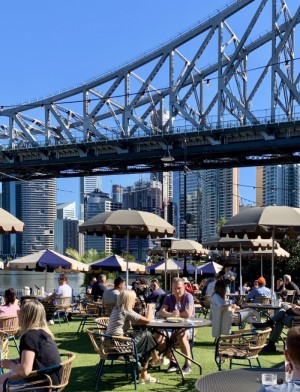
(257, 326), (300, 391)
(0, 299), (62, 391)
(246, 276), (271, 302)
(220, 263), (237, 294)
(0, 288), (20, 317)
(92, 274), (109, 301)
(102, 276), (125, 306)
(106, 290), (159, 384)
(44, 274), (72, 302)
(158, 277), (194, 375)
(206, 273), (222, 296)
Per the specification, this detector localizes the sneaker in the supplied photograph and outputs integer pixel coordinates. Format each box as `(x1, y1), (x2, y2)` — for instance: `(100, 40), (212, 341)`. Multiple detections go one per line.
(182, 364), (192, 375)
(48, 319), (54, 325)
(167, 362), (179, 373)
(262, 342), (277, 353)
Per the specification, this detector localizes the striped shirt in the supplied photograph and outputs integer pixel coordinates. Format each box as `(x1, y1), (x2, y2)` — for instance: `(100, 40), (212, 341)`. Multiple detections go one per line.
(106, 306), (140, 336)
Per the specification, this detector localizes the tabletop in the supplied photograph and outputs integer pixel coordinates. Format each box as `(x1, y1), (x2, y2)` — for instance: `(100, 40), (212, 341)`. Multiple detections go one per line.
(195, 368), (285, 392)
(245, 303), (281, 310)
(146, 317), (212, 329)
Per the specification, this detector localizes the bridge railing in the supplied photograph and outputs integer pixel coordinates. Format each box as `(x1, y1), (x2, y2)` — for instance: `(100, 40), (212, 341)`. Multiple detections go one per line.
(1, 106), (300, 151)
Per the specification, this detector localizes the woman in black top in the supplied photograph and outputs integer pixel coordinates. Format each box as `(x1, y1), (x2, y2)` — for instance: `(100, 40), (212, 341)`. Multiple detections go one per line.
(0, 299), (61, 390)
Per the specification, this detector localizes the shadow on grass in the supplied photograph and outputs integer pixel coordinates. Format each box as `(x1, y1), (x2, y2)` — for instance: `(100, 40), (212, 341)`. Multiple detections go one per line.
(55, 331), (91, 354)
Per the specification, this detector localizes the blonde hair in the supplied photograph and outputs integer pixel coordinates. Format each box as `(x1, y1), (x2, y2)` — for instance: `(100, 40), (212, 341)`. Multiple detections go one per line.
(19, 299), (54, 338)
(117, 289), (136, 311)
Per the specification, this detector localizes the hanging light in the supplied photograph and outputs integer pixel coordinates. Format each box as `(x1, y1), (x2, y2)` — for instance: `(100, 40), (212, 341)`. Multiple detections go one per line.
(206, 79), (210, 87)
(285, 60), (289, 69)
(161, 145), (175, 162)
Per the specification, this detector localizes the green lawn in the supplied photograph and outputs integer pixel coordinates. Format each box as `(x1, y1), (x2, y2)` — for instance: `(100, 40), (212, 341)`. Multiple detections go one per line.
(9, 319), (285, 392)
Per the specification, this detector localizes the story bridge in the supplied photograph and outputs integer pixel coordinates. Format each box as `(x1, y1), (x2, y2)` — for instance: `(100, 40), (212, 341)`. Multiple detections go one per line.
(0, 0), (300, 182)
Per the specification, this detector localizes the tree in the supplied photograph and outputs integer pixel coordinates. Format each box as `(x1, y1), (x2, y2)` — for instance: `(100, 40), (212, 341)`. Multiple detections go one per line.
(65, 248), (111, 264)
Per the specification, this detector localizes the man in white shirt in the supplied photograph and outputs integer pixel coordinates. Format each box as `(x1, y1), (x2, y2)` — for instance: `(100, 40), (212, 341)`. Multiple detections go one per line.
(44, 274), (72, 302)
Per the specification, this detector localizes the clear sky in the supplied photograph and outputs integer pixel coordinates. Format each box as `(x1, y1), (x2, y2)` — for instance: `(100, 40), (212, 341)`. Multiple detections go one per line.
(0, 0), (261, 210)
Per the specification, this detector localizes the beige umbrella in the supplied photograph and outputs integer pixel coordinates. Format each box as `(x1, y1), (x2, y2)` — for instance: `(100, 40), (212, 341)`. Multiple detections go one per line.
(220, 206), (300, 294)
(79, 210), (175, 286)
(203, 234), (279, 292)
(150, 239), (208, 256)
(0, 208), (24, 234)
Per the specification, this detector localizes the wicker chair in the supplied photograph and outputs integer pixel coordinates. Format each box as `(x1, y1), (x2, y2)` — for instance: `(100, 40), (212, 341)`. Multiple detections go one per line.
(0, 316), (19, 352)
(215, 327), (271, 371)
(0, 332), (9, 374)
(54, 297), (72, 325)
(77, 302), (101, 333)
(87, 329), (138, 391)
(3, 352), (75, 392)
(95, 317), (110, 333)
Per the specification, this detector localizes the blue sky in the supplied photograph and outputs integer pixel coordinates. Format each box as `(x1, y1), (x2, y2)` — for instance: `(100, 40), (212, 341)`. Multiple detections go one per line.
(0, 0), (261, 209)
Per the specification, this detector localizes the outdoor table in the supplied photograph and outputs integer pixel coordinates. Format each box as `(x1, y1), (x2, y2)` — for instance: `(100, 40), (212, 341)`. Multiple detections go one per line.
(195, 368), (285, 392)
(146, 317), (211, 384)
(245, 302), (281, 319)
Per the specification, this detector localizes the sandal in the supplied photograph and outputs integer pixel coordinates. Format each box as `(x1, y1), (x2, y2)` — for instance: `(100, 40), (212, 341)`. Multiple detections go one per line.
(139, 376), (159, 384)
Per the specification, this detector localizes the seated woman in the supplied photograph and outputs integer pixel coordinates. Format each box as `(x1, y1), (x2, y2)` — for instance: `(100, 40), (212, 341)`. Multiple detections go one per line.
(0, 288), (20, 318)
(0, 299), (61, 391)
(106, 289), (159, 384)
(210, 280), (261, 338)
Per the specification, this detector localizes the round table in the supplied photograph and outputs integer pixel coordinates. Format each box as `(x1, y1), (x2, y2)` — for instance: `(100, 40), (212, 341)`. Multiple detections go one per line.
(195, 368), (285, 392)
(146, 317), (211, 384)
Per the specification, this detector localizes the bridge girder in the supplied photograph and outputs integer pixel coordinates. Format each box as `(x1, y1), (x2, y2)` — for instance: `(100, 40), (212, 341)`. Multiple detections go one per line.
(0, 0), (299, 181)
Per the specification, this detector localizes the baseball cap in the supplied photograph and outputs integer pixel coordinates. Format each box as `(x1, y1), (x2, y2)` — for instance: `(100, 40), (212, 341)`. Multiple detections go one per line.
(257, 276), (266, 285)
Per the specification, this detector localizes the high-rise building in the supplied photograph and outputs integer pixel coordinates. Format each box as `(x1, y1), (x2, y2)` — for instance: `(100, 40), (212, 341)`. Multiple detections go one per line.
(83, 190), (122, 254)
(260, 164), (300, 207)
(150, 172), (173, 223)
(200, 168), (239, 242)
(57, 202), (76, 220)
(2, 179), (57, 256)
(112, 185), (123, 203)
(80, 176), (102, 220)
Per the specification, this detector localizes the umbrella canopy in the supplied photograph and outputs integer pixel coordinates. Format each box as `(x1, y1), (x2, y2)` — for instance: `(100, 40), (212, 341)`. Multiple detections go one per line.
(220, 206), (300, 239)
(79, 210), (176, 237)
(203, 234), (278, 250)
(147, 259), (195, 274)
(88, 254), (146, 273)
(7, 249), (88, 272)
(220, 206), (300, 294)
(149, 239), (208, 256)
(0, 208), (24, 234)
(79, 210), (175, 286)
(197, 261), (223, 275)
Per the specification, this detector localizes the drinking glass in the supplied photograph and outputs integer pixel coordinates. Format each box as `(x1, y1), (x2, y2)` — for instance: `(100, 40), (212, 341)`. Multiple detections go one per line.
(261, 374), (277, 386)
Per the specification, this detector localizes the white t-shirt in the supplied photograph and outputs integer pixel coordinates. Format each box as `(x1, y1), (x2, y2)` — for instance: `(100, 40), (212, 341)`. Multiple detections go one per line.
(56, 284), (72, 298)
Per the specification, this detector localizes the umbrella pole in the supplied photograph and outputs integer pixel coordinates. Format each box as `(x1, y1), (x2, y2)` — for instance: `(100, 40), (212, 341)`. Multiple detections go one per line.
(164, 250), (168, 291)
(239, 244), (242, 293)
(271, 227), (275, 300)
(126, 230), (129, 288)
(261, 254), (263, 276)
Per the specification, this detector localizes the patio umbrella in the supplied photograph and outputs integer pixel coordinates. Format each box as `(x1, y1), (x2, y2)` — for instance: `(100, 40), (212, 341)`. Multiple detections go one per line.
(0, 208), (24, 234)
(149, 239), (208, 256)
(88, 254), (146, 273)
(203, 234), (278, 292)
(79, 210), (175, 286)
(7, 249), (88, 290)
(220, 206), (300, 294)
(196, 261), (223, 275)
(147, 259), (195, 274)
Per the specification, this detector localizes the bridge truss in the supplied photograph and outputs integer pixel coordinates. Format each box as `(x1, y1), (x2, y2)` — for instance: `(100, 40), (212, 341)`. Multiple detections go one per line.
(0, 0), (300, 181)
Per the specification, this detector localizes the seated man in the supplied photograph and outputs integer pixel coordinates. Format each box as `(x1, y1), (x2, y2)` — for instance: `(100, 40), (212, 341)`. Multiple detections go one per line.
(92, 274), (109, 301)
(257, 326), (300, 391)
(157, 277), (194, 375)
(278, 274), (300, 303)
(102, 276), (125, 307)
(253, 304), (300, 352)
(246, 276), (271, 302)
(44, 274), (72, 302)
(145, 279), (165, 303)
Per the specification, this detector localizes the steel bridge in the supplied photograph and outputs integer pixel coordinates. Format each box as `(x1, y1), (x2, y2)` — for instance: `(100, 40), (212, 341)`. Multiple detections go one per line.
(0, 0), (300, 182)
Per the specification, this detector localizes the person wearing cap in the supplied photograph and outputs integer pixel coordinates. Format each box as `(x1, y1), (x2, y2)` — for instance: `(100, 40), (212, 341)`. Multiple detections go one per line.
(182, 277), (194, 294)
(246, 276), (271, 302)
